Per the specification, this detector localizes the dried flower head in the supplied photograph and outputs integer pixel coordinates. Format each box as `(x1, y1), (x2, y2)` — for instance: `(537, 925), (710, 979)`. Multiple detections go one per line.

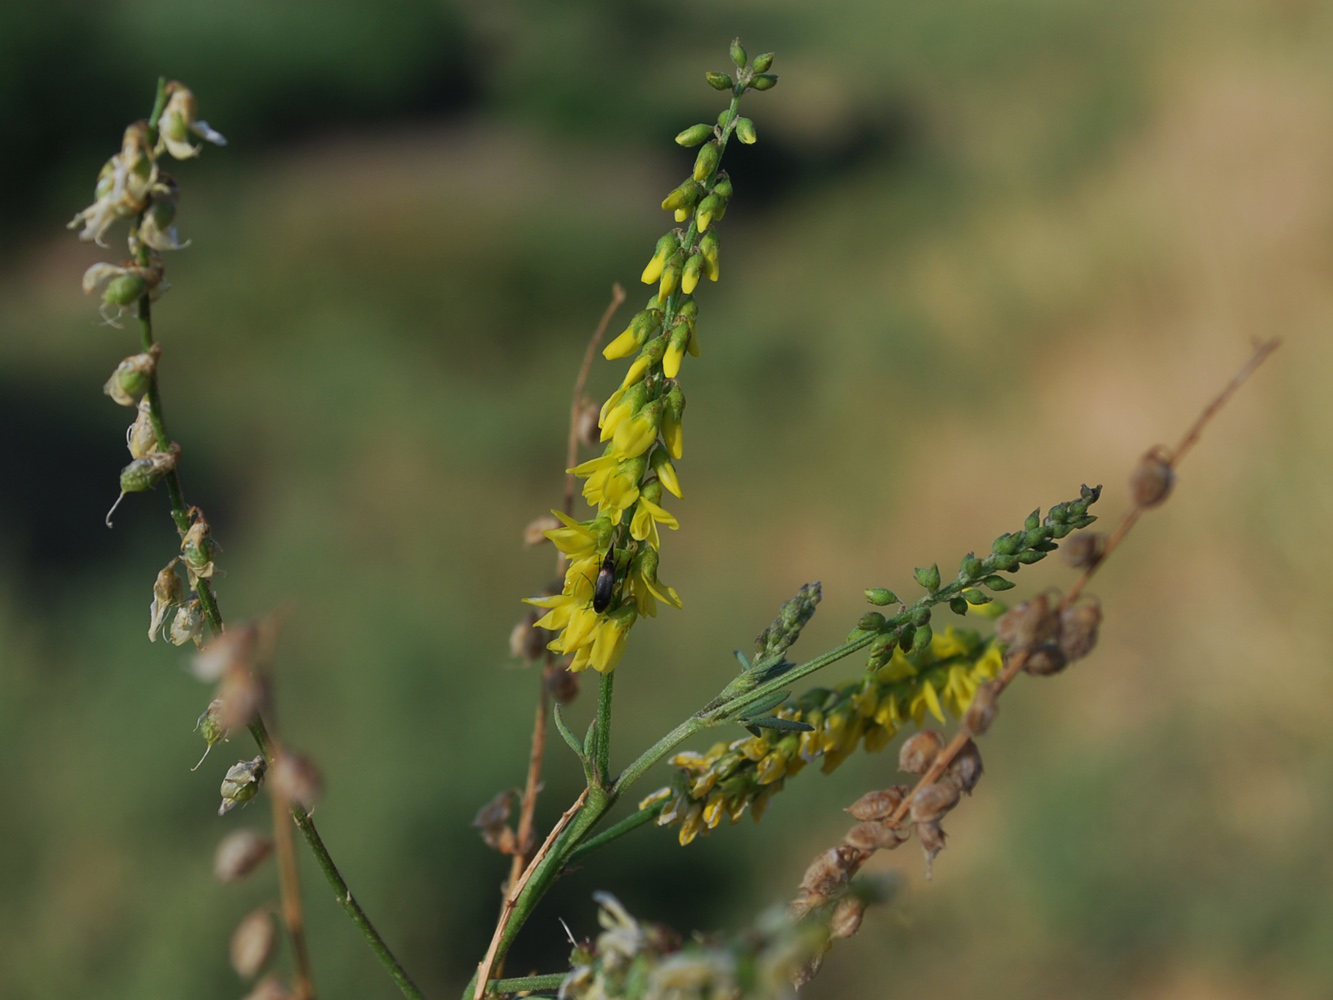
(1129, 446), (1175, 507)
(157, 82), (227, 160)
(148, 559), (184, 641)
(1022, 642), (1069, 677)
(219, 756), (266, 816)
(103, 349), (158, 407)
(229, 904), (276, 980)
(270, 750), (323, 810)
(523, 514), (561, 547)
(1059, 598), (1102, 661)
(899, 730), (944, 775)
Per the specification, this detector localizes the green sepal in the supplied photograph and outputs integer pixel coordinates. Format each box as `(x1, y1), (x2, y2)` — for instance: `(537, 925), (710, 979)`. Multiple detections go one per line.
(733, 649), (751, 671)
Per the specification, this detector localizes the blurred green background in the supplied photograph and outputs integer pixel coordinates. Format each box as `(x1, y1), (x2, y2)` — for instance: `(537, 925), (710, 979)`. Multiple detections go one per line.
(2, 1), (1331, 997)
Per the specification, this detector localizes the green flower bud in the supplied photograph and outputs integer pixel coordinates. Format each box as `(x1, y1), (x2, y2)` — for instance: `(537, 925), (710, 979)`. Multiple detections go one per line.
(960, 553), (983, 578)
(912, 622), (934, 652)
(1017, 549), (1046, 564)
(735, 117), (757, 144)
(675, 123), (714, 147)
(991, 554), (1020, 572)
(705, 71), (734, 91)
(750, 73), (778, 91)
(914, 564), (941, 592)
(729, 38), (747, 68)
(864, 588), (898, 606)
(104, 272), (147, 306)
(857, 611), (886, 631)
(661, 180), (703, 213)
(713, 174), (734, 201)
(219, 756), (267, 816)
(963, 588), (992, 605)
(693, 141), (721, 182)
(992, 533), (1020, 555)
(752, 52), (774, 73)
(658, 251), (685, 303)
(1024, 509), (1041, 531)
(898, 624), (916, 651)
(983, 574), (1016, 591)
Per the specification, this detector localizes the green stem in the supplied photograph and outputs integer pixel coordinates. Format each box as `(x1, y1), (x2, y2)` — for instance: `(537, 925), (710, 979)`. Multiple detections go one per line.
(489, 974), (565, 995)
(293, 808), (427, 1000)
(594, 670), (614, 786)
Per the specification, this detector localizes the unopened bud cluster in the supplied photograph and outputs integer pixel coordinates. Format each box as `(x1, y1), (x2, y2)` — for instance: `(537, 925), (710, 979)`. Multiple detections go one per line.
(526, 41), (776, 675)
(854, 486), (1101, 672)
(641, 626), (1002, 845)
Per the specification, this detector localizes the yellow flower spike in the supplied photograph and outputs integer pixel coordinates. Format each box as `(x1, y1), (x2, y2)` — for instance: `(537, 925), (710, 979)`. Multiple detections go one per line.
(641, 233), (679, 284)
(650, 448), (683, 498)
(756, 752), (787, 785)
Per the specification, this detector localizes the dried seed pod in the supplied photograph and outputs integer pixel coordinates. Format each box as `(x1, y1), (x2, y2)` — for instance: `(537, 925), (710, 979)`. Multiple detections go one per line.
(910, 781), (961, 824)
(995, 593), (1060, 651)
(846, 785), (908, 822)
(270, 750), (323, 810)
(916, 820), (947, 877)
(899, 730), (944, 775)
(546, 658), (581, 704)
(842, 821), (905, 853)
(523, 513), (561, 547)
(1059, 599), (1102, 661)
(193, 625), (257, 683)
(798, 847), (846, 902)
(216, 663), (263, 732)
(575, 397), (601, 448)
(947, 738), (984, 794)
(1129, 447), (1175, 507)
(1022, 642), (1068, 677)
(219, 756), (266, 816)
(963, 682), (999, 735)
(1064, 531), (1106, 569)
(509, 609), (547, 664)
(230, 905), (276, 980)
(148, 560), (184, 641)
(168, 597), (204, 648)
(829, 894), (868, 940)
(214, 830), (273, 882)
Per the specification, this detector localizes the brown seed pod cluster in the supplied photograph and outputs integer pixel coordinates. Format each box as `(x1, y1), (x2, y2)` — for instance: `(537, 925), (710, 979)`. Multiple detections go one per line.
(995, 591), (1101, 678)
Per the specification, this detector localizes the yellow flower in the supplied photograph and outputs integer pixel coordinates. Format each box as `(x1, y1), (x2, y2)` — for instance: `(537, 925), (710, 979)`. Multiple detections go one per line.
(626, 547), (681, 617)
(629, 493), (678, 551)
(650, 448), (683, 498)
(588, 606), (637, 673)
(611, 402), (661, 462)
(543, 511), (611, 559)
(573, 454), (646, 524)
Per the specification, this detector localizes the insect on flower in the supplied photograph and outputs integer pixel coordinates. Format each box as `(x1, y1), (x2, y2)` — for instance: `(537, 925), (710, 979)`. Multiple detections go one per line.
(593, 547), (617, 613)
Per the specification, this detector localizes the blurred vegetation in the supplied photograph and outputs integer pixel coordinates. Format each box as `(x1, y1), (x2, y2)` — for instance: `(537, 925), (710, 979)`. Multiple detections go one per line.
(3, 1), (1332, 998)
